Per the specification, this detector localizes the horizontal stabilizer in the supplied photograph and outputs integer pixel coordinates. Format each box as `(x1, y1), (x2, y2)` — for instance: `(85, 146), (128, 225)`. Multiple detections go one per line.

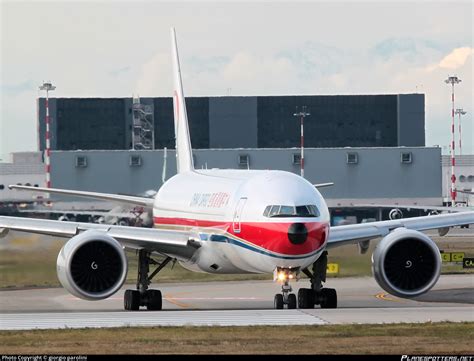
(314, 182), (334, 188)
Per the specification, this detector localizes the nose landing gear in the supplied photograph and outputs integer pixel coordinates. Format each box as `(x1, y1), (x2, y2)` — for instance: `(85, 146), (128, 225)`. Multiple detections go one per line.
(273, 268), (298, 309)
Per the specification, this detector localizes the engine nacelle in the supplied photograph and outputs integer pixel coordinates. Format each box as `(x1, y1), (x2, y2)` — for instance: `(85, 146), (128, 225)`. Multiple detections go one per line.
(372, 228), (441, 298)
(57, 230), (128, 300)
(389, 208), (403, 220)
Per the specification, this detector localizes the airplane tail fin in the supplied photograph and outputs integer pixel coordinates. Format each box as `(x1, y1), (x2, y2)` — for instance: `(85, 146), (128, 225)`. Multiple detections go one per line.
(171, 28), (194, 173)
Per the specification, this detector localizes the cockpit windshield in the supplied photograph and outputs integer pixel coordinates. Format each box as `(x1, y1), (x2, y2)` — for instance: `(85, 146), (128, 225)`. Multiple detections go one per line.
(263, 205), (320, 218)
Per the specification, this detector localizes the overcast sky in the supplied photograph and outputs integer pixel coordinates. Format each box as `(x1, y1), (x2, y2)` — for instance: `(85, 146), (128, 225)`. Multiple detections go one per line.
(1, 0), (472, 160)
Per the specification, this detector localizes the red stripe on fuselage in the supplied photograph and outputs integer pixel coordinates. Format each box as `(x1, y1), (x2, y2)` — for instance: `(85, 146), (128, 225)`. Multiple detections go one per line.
(153, 217), (328, 256)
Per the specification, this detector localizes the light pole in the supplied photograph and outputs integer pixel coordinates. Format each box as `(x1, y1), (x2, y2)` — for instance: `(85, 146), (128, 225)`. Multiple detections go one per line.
(444, 76), (461, 206)
(39, 81), (56, 189)
(454, 108), (467, 156)
(293, 106), (310, 178)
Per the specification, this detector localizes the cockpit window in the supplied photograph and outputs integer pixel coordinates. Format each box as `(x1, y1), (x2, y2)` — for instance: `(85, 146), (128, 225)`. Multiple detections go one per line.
(263, 204), (320, 218)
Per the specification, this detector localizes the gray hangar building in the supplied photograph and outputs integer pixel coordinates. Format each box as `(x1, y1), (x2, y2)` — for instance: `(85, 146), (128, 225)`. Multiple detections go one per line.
(34, 93), (442, 222)
(38, 94), (425, 151)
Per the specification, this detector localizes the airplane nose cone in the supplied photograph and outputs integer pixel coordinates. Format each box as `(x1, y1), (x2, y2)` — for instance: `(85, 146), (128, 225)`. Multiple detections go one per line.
(288, 223), (308, 245)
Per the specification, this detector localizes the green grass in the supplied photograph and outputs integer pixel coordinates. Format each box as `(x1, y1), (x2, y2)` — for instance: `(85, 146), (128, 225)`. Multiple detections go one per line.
(1, 322), (473, 354)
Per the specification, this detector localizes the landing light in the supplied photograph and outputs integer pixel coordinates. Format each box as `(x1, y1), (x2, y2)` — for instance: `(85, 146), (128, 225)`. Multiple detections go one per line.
(273, 268), (299, 283)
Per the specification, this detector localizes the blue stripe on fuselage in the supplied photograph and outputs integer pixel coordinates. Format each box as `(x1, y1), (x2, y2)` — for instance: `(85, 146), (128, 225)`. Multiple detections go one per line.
(208, 234), (323, 260)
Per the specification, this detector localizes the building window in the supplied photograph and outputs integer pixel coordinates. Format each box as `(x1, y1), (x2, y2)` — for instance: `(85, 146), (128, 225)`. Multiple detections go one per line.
(459, 175), (466, 183)
(346, 152), (358, 164)
(130, 154), (142, 167)
(75, 155), (88, 168)
(292, 154), (301, 165)
(468, 175), (474, 183)
(401, 152), (412, 164)
(238, 154), (250, 168)
(0, 185), (4, 190)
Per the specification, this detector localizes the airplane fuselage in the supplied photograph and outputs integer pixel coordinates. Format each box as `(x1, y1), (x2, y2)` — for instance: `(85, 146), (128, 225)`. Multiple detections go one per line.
(153, 169), (330, 274)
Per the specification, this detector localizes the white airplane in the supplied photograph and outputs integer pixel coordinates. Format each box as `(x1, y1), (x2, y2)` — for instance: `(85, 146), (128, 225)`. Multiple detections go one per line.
(1, 28), (473, 311)
(17, 189), (157, 227)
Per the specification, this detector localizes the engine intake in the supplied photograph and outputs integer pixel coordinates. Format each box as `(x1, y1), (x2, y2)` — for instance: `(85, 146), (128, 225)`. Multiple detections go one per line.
(372, 229), (441, 298)
(57, 230), (128, 300)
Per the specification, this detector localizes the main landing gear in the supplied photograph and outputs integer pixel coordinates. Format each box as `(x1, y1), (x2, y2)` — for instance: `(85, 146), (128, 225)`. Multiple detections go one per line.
(124, 249), (173, 311)
(298, 251), (337, 309)
(272, 251), (337, 310)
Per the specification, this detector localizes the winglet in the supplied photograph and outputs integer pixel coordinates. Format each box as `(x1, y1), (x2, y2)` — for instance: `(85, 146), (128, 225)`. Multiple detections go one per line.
(171, 28), (194, 173)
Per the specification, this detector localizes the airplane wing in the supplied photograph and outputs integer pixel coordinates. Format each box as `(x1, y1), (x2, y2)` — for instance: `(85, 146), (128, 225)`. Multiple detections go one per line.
(327, 211), (474, 248)
(9, 185), (155, 208)
(19, 209), (117, 216)
(353, 202), (471, 213)
(18, 209), (148, 219)
(0, 216), (200, 260)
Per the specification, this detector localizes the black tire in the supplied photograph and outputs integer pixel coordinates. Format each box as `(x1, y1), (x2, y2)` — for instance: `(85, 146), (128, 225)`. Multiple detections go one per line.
(146, 289), (162, 311)
(287, 293), (297, 309)
(298, 288), (314, 309)
(320, 288), (337, 309)
(274, 294), (284, 309)
(124, 289), (140, 311)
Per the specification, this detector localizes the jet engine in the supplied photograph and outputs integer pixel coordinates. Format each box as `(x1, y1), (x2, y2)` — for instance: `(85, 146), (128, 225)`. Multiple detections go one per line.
(57, 230), (128, 300)
(388, 208), (403, 220)
(372, 228), (441, 298)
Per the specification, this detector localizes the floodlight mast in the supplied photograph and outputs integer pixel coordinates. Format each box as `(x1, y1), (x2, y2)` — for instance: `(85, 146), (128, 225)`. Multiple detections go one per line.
(454, 108), (467, 156)
(293, 106), (310, 178)
(39, 81), (56, 189)
(444, 76), (461, 207)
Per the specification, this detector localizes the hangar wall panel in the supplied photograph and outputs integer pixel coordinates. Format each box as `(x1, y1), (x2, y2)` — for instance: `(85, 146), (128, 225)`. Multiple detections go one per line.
(50, 147), (441, 205)
(257, 95), (398, 148)
(39, 94), (424, 151)
(397, 94), (425, 146)
(209, 97), (258, 148)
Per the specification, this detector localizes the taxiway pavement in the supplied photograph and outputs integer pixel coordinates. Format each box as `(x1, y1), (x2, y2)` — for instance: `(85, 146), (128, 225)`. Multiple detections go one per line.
(0, 275), (472, 330)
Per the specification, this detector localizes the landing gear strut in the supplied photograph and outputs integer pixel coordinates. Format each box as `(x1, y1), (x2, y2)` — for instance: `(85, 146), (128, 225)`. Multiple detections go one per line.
(124, 250), (173, 311)
(298, 251), (337, 309)
(273, 268), (297, 309)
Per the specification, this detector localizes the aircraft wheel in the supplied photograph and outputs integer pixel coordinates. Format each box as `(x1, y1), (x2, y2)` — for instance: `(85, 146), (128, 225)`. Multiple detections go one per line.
(124, 289), (140, 311)
(298, 288), (314, 309)
(287, 293), (297, 309)
(320, 288), (337, 309)
(146, 289), (163, 311)
(274, 294), (284, 309)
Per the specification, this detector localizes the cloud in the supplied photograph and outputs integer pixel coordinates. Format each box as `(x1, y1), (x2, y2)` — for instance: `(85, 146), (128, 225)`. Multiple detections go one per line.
(134, 52), (171, 96)
(1, 80), (36, 96)
(371, 38), (443, 64)
(426, 47), (474, 71)
(108, 66), (131, 77)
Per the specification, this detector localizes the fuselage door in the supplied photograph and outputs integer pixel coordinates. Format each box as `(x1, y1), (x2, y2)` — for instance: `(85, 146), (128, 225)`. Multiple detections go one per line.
(232, 197), (247, 234)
